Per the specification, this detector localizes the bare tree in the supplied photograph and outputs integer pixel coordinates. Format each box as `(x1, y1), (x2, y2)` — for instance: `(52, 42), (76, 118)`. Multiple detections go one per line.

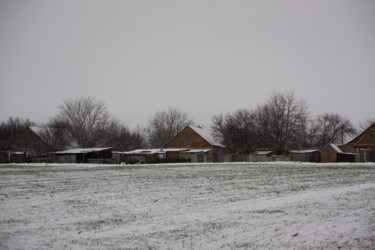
(99, 120), (147, 151)
(310, 113), (356, 148)
(52, 96), (112, 147)
(211, 109), (259, 153)
(256, 91), (310, 152)
(42, 96), (148, 151)
(39, 118), (71, 151)
(147, 107), (194, 148)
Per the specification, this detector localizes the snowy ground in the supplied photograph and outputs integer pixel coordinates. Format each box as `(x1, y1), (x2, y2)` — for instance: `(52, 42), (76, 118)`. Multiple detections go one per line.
(0, 162), (374, 249)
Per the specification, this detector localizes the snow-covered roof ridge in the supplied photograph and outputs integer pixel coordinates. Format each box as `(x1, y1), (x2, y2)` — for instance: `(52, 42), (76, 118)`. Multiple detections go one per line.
(188, 125), (224, 148)
(54, 147), (112, 154)
(29, 126), (44, 137)
(290, 149), (319, 153)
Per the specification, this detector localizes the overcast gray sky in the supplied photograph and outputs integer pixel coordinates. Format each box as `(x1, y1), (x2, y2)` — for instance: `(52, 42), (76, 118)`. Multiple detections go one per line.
(1, 0), (374, 128)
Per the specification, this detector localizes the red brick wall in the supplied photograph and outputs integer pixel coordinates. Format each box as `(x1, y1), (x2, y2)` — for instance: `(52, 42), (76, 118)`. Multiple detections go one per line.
(321, 145), (337, 163)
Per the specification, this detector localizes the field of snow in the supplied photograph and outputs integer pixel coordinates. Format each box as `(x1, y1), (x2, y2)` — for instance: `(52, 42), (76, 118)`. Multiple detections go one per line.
(0, 162), (374, 249)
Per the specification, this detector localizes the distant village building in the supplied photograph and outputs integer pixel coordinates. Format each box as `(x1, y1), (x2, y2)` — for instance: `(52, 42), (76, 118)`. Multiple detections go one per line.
(248, 151), (273, 162)
(289, 149), (320, 162)
(0, 126), (48, 163)
(320, 144), (355, 163)
(112, 148), (189, 164)
(320, 122), (375, 163)
(350, 122), (375, 162)
(52, 147), (112, 164)
(163, 125), (228, 163)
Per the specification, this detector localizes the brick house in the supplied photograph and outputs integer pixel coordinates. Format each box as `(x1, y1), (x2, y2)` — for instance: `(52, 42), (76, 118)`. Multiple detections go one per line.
(163, 125), (228, 162)
(334, 122), (375, 162)
(351, 122), (375, 162)
(0, 126), (48, 163)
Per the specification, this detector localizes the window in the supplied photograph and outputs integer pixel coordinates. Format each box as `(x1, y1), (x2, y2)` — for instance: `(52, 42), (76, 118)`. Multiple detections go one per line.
(185, 138), (191, 147)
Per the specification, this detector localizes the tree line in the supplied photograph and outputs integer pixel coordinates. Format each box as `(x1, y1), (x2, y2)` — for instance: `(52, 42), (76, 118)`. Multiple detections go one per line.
(1, 92), (374, 153)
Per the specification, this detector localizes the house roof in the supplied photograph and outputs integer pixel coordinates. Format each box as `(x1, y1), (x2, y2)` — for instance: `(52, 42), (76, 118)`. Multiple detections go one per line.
(118, 149), (161, 155)
(53, 147), (112, 155)
(347, 122), (375, 145)
(289, 149), (319, 153)
(354, 128), (375, 148)
(329, 143), (343, 153)
(251, 150), (273, 155)
(187, 125), (224, 148)
(116, 148), (191, 155)
(29, 126), (44, 138)
(180, 149), (212, 154)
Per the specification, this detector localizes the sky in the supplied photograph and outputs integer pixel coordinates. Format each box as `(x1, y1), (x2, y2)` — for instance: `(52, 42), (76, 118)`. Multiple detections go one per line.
(0, 0), (374, 128)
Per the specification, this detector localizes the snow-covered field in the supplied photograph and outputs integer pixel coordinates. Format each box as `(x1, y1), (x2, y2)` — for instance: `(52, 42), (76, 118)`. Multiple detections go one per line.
(0, 162), (374, 249)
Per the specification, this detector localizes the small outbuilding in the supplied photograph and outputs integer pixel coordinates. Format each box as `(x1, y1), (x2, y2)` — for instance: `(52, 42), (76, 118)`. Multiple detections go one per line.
(248, 151), (273, 162)
(52, 147), (113, 164)
(320, 144), (355, 163)
(289, 149), (320, 162)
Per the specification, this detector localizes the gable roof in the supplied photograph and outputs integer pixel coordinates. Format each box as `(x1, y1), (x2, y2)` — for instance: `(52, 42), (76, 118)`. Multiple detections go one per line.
(29, 126), (44, 138)
(188, 125), (224, 148)
(162, 125), (225, 148)
(354, 128), (375, 147)
(347, 122), (375, 145)
(322, 143), (343, 153)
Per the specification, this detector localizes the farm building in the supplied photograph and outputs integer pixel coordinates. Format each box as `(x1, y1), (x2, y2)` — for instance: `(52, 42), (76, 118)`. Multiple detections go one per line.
(113, 148), (189, 164)
(320, 144), (355, 163)
(52, 147), (112, 164)
(328, 122), (375, 162)
(352, 122), (375, 162)
(289, 149), (320, 162)
(163, 125), (228, 162)
(248, 151), (273, 162)
(0, 126), (48, 163)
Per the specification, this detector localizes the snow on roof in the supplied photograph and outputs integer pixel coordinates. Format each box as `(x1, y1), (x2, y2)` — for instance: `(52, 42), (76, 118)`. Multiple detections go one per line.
(54, 147), (112, 155)
(120, 149), (161, 155)
(329, 144), (343, 153)
(29, 126), (43, 137)
(251, 151), (273, 155)
(188, 125), (224, 148)
(160, 148), (189, 152)
(180, 149), (212, 153)
(290, 149), (319, 153)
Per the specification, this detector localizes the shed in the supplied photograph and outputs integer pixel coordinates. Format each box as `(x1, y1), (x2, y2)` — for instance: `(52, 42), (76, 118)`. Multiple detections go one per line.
(52, 147), (112, 164)
(248, 151), (273, 162)
(320, 144), (355, 163)
(289, 149), (320, 162)
(179, 149), (212, 163)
